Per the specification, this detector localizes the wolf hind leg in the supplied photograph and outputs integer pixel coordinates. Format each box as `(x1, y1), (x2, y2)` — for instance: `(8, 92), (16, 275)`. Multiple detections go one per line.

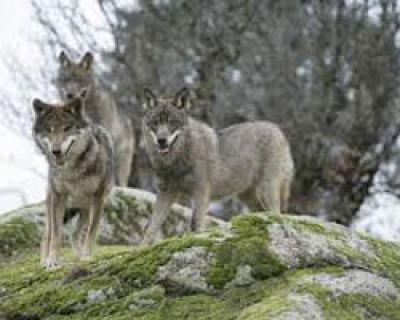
(192, 185), (211, 232)
(239, 190), (264, 213)
(280, 177), (291, 213)
(116, 131), (135, 187)
(72, 209), (88, 257)
(256, 180), (281, 214)
(81, 197), (105, 259)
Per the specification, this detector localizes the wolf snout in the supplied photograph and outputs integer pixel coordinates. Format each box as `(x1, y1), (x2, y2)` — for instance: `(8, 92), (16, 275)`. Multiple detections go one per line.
(52, 149), (62, 157)
(66, 93), (74, 100)
(157, 138), (168, 148)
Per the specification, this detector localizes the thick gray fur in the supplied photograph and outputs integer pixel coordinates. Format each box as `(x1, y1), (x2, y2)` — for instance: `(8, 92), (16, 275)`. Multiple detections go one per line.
(32, 95), (114, 269)
(141, 88), (294, 244)
(56, 51), (134, 186)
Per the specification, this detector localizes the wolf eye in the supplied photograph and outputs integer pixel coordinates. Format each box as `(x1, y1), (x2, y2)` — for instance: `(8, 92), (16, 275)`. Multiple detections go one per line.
(148, 120), (158, 129)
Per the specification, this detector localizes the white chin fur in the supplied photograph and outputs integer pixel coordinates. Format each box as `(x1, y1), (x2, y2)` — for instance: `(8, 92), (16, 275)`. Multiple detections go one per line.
(150, 130), (158, 145)
(41, 136), (51, 150)
(167, 130), (181, 145)
(61, 136), (76, 154)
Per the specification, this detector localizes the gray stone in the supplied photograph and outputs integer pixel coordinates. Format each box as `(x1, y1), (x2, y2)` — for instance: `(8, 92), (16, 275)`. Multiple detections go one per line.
(156, 246), (213, 294)
(279, 294), (325, 320)
(304, 270), (400, 299)
(0, 187), (228, 247)
(267, 220), (376, 270)
(87, 289), (107, 304)
(230, 264), (255, 287)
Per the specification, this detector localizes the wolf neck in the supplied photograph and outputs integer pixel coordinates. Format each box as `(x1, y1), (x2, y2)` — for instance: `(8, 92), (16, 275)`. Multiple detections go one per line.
(149, 125), (195, 179)
(84, 86), (116, 125)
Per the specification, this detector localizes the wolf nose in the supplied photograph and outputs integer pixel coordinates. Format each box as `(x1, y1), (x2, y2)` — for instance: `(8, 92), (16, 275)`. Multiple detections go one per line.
(157, 138), (167, 147)
(52, 149), (62, 157)
(66, 93), (74, 100)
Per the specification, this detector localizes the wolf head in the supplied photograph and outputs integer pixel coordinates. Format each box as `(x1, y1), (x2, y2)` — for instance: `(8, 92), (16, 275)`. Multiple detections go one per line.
(56, 51), (95, 100)
(142, 88), (191, 155)
(32, 91), (90, 167)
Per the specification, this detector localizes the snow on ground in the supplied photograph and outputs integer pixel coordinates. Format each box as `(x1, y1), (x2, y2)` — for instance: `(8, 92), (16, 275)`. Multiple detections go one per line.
(352, 136), (400, 242)
(0, 125), (46, 214)
(352, 192), (400, 242)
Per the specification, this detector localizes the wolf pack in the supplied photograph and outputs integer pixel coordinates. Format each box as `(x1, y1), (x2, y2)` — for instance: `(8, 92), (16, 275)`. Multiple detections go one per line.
(32, 51), (294, 269)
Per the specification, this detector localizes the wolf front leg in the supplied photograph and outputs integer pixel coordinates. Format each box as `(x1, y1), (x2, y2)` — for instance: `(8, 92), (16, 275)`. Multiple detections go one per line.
(115, 130), (135, 187)
(142, 191), (177, 245)
(81, 195), (106, 259)
(41, 190), (66, 270)
(192, 185), (211, 232)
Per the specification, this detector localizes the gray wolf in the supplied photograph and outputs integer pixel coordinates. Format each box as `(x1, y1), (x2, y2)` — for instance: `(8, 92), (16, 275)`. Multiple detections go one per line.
(141, 88), (294, 244)
(32, 92), (114, 269)
(56, 51), (134, 186)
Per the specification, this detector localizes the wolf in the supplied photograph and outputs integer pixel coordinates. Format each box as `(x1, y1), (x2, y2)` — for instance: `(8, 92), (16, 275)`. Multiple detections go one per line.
(32, 91), (114, 269)
(56, 51), (134, 186)
(141, 88), (294, 244)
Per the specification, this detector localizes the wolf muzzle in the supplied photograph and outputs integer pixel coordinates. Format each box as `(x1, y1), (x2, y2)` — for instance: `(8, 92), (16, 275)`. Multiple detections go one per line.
(151, 130), (181, 155)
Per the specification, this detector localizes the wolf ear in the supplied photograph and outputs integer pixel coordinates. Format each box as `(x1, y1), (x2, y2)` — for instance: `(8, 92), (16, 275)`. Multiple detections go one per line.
(174, 87), (191, 110)
(143, 88), (157, 110)
(65, 96), (85, 116)
(58, 50), (71, 68)
(32, 99), (51, 115)
(80, 52), (93, 70)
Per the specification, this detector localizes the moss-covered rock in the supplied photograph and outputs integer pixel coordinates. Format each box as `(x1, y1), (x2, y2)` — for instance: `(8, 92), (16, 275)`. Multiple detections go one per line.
(1, 208), (400, 319)
(0, 187), (227, 258)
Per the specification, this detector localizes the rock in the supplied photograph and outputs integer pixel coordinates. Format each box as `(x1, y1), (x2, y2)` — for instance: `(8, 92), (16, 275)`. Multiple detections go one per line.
(125, 285), (165, 310)
(0, 187), (227, 258)
(1, 211), (400, 319)
(267, 215), (377, 270)
(303, 270), (400, 299)
(87, 289), (107, 304)
(239, 293), (324, 320)
(156, 246), (213, 294)
(229, 265), (255, 287)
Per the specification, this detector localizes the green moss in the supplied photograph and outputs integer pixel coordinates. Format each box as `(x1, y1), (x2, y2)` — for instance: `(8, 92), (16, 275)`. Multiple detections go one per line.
(297, 282), (400, 320)
(0, 217), (40, 259)
(365, 236), (400, 288)
(2, 213), (400, 319)
(0, 235), (213, 319)
(237, 292), (293, 319)
(207, 215), (286, 289)
(99, 235), (212, 286)
(231, 214), (273, 237)
(0, 247), (284, 320)
(293, 219), (343, 238)
(235, 267), (346, 319)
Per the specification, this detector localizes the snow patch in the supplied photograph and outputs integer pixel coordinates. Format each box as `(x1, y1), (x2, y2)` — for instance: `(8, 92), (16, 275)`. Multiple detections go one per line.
(0, 125), (46, 215)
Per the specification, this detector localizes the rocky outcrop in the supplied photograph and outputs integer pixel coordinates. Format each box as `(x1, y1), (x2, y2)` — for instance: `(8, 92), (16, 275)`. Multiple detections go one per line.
(0, 187), (226, 258)
(0, 205), (400, 319)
